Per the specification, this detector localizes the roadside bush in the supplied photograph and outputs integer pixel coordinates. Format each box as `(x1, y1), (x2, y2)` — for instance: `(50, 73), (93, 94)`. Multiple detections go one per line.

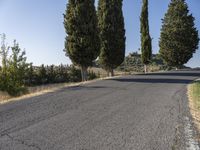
(0, 38), (29, 96)
(88, 70), (97, 80)
(68, 66), (82, 82)
(0, 34), (99, 97)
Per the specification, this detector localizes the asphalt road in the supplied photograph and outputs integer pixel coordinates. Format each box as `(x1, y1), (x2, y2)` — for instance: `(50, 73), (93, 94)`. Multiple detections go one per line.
(0, 70), (200, 150)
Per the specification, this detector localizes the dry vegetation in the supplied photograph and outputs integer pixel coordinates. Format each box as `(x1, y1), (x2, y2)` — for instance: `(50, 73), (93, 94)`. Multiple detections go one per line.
(0, 71), (124, 104)
(88, 67), (129, 77)
(188, 80), (200, 133)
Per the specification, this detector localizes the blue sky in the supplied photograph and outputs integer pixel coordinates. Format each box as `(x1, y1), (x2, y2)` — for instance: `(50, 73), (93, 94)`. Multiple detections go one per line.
(0, 0), (199, 67)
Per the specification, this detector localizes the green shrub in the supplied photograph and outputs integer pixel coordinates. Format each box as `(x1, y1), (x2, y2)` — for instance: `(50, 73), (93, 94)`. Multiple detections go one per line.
(68, 66), (82, 82)
(88, 71), (97, 80)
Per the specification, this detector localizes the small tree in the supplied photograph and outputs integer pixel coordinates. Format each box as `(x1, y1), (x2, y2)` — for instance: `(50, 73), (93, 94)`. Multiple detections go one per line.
(140, 0), (152, 73)
(6, 40), (29, 95)
(64, 0), (99, 81)
(0, 34), (9, 90)
(159, 0), (199, 68)
(97, 0), (126, 76)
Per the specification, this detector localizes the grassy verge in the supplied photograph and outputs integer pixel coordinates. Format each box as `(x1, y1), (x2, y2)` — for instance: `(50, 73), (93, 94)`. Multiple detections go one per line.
(0, 81), (94, 105)
(188, 80), (200, 132)
(0, 74), (124, 105)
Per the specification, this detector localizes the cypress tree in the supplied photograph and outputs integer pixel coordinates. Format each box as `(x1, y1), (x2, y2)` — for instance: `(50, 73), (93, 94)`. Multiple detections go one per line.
(140, 0), (152, 73)
(64, 0), (99, 81)
(97, 0), (126, 76)
(159, 0), (199, 68)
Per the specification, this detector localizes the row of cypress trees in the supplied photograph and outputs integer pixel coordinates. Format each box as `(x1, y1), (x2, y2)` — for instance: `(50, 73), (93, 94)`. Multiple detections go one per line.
(64, 0), (125, 81)
(64, 0), (199, 80)
(141, 0), (199, 72)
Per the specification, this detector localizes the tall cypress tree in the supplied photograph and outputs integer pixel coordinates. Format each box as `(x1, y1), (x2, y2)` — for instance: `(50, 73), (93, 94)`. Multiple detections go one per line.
(159, 0), (199, 68)
(140, 0), (152, 73)
(64, 0), (99, 81)
(98, 0), (126, 76)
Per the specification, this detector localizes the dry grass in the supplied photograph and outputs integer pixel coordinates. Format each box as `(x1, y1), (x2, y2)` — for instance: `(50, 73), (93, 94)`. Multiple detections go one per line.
(88, 67), (129, 77)
(0, 67), (128, 105)
(0, 91), (11, 102)
(0, 75), (123, 105)
(188, 80), (200, 132)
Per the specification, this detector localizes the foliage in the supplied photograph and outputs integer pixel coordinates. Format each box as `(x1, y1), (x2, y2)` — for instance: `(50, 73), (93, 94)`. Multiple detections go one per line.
(0, 35), (98, 96)
(117, 52), (167, 72)
(97, 0), (126, 76)
(0, 38), (29, 96)
(88, 70), (97, 80)
(24, 65), (97, 86)
(140, 0), (152, 67)
(64, 0), (100, 81)
(0, 34), (9, 92)
(159, 0), (199, 68)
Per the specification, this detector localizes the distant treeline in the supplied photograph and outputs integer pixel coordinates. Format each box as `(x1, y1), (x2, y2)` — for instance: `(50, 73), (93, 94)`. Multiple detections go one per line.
(23, 64), (97, 86)
(116, 52), (191, 73)
(117, 52), (167, 73)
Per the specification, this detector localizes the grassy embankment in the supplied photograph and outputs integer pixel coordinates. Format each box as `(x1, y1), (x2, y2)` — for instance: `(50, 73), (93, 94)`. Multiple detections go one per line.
(188, 80), (200, 132)
(0, 67), (127, 104)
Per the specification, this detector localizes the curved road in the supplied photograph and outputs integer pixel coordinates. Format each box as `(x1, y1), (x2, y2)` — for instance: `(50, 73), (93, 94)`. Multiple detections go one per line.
(0, 70), (200, 150)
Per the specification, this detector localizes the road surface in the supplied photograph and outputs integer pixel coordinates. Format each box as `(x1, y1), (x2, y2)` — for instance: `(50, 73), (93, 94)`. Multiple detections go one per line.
(0, 70), (200, 150)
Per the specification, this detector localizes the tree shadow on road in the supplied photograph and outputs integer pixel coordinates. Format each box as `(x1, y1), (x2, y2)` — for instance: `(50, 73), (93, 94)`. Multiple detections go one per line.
(63, 85), (108, 91)
(137, 72), (200, 77)
(110, 78), (193, 84)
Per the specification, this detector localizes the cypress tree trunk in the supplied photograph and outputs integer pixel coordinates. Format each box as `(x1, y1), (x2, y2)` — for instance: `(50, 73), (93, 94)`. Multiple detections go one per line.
(106, 69), (114, 77)
(107, 69), (114, 77)
(81, 66), (88, 81)
(106, 70), (109, 77)
(144, 65), (147, 74)
(110, 69), (114, 77)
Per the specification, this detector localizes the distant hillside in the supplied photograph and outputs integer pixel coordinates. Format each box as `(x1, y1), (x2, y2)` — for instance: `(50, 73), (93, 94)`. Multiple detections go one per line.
(117, 52), (167, 73)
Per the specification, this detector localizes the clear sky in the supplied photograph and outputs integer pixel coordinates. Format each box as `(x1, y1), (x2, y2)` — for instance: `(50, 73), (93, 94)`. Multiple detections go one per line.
(0, 0), (199, 67)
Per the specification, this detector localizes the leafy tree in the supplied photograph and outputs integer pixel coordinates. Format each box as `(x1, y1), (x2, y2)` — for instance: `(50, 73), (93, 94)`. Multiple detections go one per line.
(0, 34), (9, 72)
(64, 0), (99, 81)
(97, 0), (126, 76)
(140, 0), (152, 73)
(0, 34), (9, 90)
(159, 0), (199, 68)
(6, 40), (29, 95)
